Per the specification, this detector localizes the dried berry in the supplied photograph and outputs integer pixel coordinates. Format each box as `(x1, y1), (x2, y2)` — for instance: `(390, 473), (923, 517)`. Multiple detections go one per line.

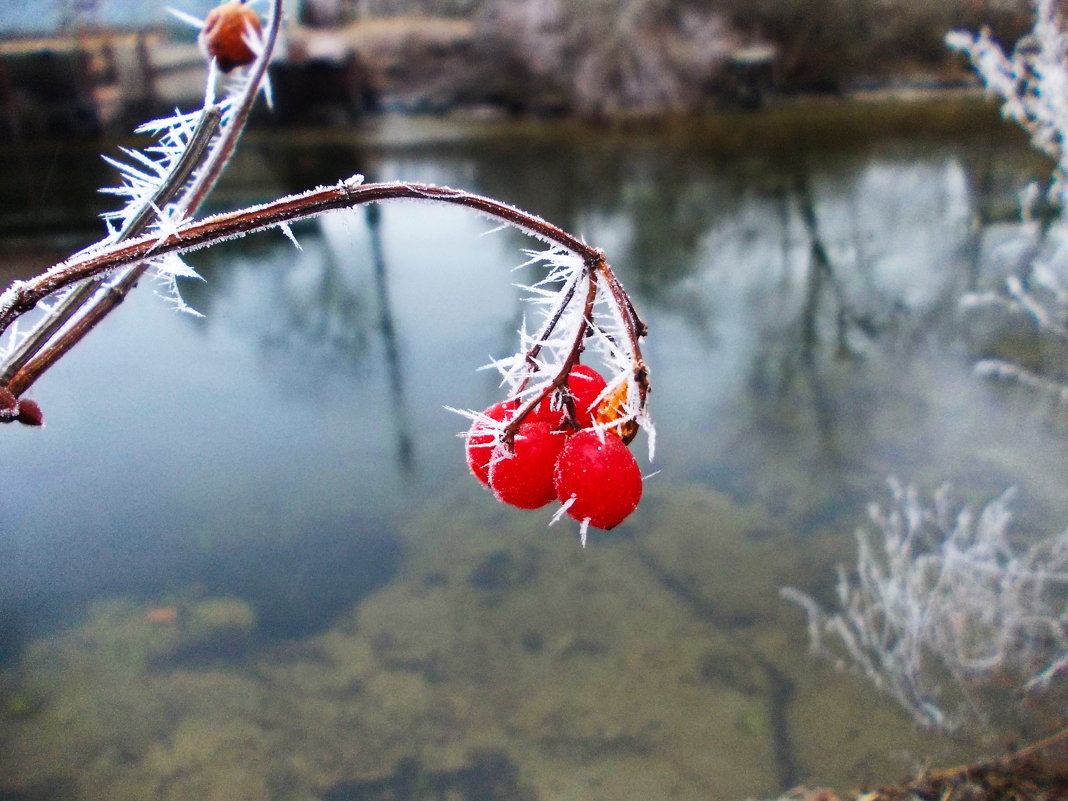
(594, 381), (639, 443)
(200, 0), (262, 72)
(0, 387), (17, 421)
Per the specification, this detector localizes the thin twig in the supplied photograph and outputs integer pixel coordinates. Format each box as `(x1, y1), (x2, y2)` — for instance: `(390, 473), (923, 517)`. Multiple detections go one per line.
(176, 0), (283, 217)
(597, 255), (650, 408)
(0, 180), (601, 340)
(922, 725), (1068, 784)
(503, 257), (601, 445)
(2, 0), (284, 395)
(0, 104), (224, 385)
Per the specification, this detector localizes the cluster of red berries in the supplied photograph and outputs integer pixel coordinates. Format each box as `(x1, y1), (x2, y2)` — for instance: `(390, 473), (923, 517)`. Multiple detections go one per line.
(0, 388), (42, 427)
(465, 365), (643, 531)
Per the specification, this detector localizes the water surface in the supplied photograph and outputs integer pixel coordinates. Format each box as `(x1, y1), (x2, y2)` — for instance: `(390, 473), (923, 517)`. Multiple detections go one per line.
(1, 102), (1066, 801)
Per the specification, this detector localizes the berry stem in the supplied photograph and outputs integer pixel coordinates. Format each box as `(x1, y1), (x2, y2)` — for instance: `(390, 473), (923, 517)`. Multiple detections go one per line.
(503, 256), (602, 445)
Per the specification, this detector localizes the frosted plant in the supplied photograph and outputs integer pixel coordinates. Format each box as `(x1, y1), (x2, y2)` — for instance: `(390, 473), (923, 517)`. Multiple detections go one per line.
(782, 480), (1068, 731)
(0, 0), (280, 392)
(486, 0), (730, 117)
(0, 0), (653, 536)
(959, 266), (1068, 405)
(474, 246), (653, 453)
(947, 0), (1068, 208)
(947, 0), (1068, 406)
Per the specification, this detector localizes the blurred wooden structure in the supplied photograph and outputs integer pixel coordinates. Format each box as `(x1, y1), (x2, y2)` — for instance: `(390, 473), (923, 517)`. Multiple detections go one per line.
(0, 16), (779, 137)
(0, 28), (173, 137)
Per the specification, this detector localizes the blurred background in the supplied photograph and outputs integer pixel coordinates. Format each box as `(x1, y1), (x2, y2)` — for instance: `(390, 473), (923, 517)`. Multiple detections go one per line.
(0, 0), (1038, 134)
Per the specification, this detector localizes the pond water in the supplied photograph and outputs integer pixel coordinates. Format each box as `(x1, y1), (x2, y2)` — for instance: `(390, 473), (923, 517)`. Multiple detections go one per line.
(1, 101), (1066, 801)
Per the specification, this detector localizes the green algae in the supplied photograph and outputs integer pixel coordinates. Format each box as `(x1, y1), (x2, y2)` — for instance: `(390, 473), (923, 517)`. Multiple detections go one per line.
(0, 483), (1009, 801)
(1, 690), (44, 718)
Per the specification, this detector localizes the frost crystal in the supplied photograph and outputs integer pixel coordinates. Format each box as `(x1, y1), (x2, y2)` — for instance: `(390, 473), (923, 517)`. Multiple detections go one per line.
(0, 2), (277, 369)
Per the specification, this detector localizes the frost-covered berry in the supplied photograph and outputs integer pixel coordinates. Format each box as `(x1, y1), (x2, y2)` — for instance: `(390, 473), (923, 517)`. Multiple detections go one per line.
(489, 421), (565, 509)
(533, 364), (608, 429)
(554, 429), (642, 529)
(594, 381), (639, 443)
(465, 399), (518, 488)
(200, 0), (262, 72)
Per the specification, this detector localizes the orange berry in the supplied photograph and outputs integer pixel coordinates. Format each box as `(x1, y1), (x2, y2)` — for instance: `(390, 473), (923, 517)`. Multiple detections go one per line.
(594, 381), (639, 443)
(200, 1), (262, 72)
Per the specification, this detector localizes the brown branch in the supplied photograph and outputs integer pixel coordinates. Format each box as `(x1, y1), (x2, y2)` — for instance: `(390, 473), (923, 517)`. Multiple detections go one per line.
(0, 181), (603, 394)
(597, 255), (650, 409)
(921, 725), (1068, 785)
(503, 256), (602, 445)
(0, 104), (224, 386)
(1, 0), (285, 395)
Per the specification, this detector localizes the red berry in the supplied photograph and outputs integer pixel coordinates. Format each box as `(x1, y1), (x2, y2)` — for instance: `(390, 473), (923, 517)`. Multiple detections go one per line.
(527, 394), (564, 428)
(16, 398), (43, 427)
(489, 421), (565, 509)
(563, 364), (608, 428)
(532, 364), (608, 429)
(554, 429), (642, 529)
(465, 400), (518, 488)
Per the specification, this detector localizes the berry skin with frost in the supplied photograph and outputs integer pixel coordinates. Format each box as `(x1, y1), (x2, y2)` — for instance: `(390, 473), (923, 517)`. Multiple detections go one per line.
(533, 364), (608, 429)
(200, 1), (262, 72)
(554, 429), (642, 529)
(594, 381), (639, 443)
(465, 399), (518, 488)
(489, 421), (566, 509)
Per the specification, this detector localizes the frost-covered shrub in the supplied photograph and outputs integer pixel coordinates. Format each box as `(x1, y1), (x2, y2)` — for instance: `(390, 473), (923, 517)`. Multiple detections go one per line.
(948, 0), (1068, 407)
(782, 480), (1068, 731)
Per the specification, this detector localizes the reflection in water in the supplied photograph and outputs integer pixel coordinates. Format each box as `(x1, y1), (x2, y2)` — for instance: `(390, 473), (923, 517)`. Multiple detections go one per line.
(366, 203), (415, 474)
(0, 109), (1066, 801)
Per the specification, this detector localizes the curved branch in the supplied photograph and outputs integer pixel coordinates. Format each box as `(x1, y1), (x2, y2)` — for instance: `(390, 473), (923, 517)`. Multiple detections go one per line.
(0, 180), (599, 342)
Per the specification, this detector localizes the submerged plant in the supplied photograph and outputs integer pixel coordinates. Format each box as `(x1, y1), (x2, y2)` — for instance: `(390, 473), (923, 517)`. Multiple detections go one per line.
(782, 481), (1068, 731)
(0, 0), (653, 537)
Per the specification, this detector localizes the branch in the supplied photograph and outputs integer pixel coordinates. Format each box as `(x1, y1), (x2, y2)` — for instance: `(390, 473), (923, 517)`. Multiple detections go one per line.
(0, 180), (607, 394)
(0, 0), (284, 395)
(0, 104), (224, 385)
